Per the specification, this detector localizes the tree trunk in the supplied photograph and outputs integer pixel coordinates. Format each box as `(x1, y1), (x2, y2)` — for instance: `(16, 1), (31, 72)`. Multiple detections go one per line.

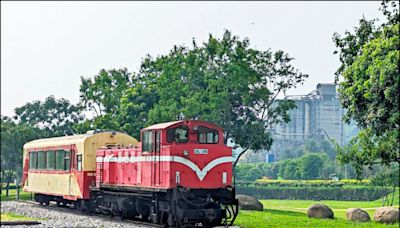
(390, 186), (396, 206)
(16, 184), (20, 200)
(5, 171), (12, 198)
(232, 147), (250, 187)
(233, 147), (249, 172)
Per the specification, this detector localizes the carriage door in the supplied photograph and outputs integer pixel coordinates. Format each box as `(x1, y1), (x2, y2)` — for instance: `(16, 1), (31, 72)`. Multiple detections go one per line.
(152, 131), (161, 186)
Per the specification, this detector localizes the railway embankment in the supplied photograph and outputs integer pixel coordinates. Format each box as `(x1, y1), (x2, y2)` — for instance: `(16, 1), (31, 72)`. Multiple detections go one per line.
(1, 201), (152, 228)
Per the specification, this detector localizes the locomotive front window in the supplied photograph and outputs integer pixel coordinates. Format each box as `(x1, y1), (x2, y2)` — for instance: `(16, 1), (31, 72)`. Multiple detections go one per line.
(197, 126), (219, 144)
(167, 126), (188, 143)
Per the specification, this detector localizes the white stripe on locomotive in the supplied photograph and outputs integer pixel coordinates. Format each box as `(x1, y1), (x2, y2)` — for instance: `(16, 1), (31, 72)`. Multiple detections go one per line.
(96, 156), (233, 181)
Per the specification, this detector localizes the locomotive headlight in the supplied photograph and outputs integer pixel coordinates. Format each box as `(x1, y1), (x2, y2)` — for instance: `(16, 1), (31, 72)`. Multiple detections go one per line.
(183, 150), (189, 156)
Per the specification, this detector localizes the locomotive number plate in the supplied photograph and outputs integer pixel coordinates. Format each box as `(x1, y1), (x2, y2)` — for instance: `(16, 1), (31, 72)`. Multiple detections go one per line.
(194, 149), (208, 154)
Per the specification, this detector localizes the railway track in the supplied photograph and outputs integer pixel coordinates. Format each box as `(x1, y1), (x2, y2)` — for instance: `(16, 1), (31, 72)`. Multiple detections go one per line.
(15, 200), (163, 227)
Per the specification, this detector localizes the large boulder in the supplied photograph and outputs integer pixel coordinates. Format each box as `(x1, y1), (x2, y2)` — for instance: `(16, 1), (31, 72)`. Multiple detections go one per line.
(374, 207), (399, 224)
(235, 194), (263, 211)
(307, 204), (334, 219)
(346, 208), (370, 222)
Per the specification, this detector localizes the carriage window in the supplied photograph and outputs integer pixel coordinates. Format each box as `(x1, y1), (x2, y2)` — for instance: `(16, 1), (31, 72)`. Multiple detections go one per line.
(77, 154), (82, 171)
(46, 150), (56, 170)
(29, 152), (38, 170)
(56, 150), (65, 170)
(167, 126), (189, 143)
(142, 131), (153, 152)
(37, 151), (46, 169)
(197, 126), (219, 144)
(64, 151), (71, 171)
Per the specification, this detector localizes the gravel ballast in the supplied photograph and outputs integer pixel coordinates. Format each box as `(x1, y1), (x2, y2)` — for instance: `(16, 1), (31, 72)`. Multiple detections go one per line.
(1, 201), (152, 228)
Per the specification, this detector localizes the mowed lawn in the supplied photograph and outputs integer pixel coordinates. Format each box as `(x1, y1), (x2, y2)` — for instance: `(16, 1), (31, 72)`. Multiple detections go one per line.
(1, 188), (32, 201)
(1, 212), (38, 222)
(235, 198), (399, 228)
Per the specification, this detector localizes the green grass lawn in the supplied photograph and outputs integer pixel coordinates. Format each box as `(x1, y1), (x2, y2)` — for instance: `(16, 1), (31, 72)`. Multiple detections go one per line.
(0, 188), (32, 201)
(235, 196), (399, 228)
(0, 212), (38, 221)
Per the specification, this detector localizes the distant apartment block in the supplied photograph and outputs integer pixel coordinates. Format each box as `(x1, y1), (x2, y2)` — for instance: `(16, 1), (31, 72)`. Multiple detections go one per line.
(274, 83), (346, 146)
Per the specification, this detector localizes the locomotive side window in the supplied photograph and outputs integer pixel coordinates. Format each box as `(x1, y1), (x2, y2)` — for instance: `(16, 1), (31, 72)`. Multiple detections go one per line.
(167, 126), (188, 143)
(37, 151), (46, 170)
(155, 131), (160, 153)
(142, 131), (153, 152)
(77, 154), (82, 171)
(46, 150), (56, 170)
(29, 152), (38, 170)
(197, 126), (219, 144)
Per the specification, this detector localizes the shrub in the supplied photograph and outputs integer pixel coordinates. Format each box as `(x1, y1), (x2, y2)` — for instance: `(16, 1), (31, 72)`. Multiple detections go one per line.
(254, 179), (371, 187)
(236, 184), (390, 201)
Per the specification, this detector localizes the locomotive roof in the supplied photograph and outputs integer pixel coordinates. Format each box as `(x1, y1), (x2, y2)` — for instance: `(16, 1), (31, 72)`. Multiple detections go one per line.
(23, 131), (137, 150)
(143, 120), (222, 131)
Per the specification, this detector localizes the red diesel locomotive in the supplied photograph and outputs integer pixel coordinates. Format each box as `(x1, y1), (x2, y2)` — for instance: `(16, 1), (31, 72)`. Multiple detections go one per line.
(23, 120), (238, 227)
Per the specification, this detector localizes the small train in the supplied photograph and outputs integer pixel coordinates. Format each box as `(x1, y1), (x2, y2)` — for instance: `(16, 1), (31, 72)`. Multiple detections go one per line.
(22, 120), (238, 227)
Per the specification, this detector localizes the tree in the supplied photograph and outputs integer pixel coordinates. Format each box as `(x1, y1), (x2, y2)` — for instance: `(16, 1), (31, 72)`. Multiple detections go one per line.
(278, 153), (329, 180)
(79, 68), (133, 118)
(279, 159), (301, 180)
(371, 165), (399, 206)
(333, 0), (399, 177)
(14, 96), (83, 137)
(133, 30), (307, 167)
(118, 80), (160, 139)
(298, 153), (326, 180)
(78, 68), (136, 134)
(1, 116), (42, 196)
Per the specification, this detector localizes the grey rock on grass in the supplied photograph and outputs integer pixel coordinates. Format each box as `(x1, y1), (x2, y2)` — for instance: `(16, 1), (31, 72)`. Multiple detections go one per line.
(306, 204), (334, 219)
(235, 194), (263, 211)
(346, 208), (370, 222)
(374, 207), (399, 224)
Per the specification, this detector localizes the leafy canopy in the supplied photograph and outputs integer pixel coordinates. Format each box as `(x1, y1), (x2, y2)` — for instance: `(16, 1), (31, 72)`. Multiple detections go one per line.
(14, 95), (83, 137)
(333, 0), (399, 176)
(80, 30), (308, 152)
(1, 116), (43, 179)
(124, 30), (307, 153)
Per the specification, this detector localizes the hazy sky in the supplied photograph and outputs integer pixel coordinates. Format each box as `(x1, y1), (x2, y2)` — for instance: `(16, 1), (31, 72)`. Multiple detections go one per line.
(1, 1), (384, 117)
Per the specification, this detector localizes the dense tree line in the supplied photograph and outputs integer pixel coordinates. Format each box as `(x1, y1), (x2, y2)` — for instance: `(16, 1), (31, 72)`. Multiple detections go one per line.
(236, 155), (399, 184)
(236, 153), (334, 181)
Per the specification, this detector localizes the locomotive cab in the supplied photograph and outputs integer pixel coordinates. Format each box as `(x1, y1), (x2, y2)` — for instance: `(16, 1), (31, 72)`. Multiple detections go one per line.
(138, 120), (237, 226)
(141, 120), (234, 189)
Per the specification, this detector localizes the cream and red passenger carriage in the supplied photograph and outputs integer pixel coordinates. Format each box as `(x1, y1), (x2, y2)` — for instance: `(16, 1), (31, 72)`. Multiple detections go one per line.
(22, 131), (137, 201)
